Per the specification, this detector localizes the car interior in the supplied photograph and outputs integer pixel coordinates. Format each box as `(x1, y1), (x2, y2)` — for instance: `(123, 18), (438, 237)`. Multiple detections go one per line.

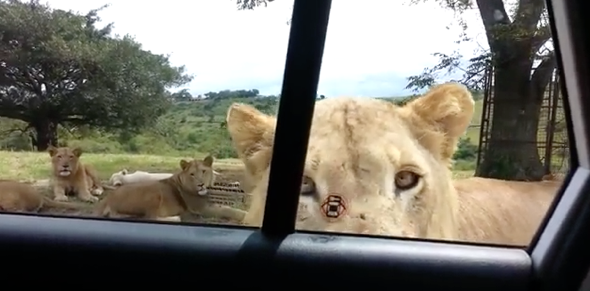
(2, 0), (590, 290)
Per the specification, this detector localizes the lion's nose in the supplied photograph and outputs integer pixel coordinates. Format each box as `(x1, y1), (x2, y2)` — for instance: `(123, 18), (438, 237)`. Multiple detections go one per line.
(198, 183), (204, 187)
(62, 165), (69, 169)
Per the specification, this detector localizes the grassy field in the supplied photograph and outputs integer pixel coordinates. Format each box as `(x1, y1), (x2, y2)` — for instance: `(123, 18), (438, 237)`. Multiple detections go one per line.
(465, 99), (484, 145)
(0, 151), (244, 183)
(0, 150), (475, 183)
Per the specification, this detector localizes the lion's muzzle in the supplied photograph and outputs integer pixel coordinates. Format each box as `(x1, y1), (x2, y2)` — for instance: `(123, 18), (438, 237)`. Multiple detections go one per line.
(197, 183), (208, 196)
(58, 165), (72, 177)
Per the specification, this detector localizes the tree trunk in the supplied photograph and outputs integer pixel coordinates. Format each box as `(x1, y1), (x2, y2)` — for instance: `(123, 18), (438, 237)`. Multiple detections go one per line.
(31, 120), (58, 151)
(476, 62), (546, 181)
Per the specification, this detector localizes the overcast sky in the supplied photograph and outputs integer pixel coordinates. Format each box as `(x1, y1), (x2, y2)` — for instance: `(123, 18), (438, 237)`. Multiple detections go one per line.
(45, 0), (487, 98)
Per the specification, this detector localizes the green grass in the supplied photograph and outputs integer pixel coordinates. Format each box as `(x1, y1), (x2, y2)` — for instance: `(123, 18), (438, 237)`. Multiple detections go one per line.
(452, 170), (476, 179)
(0, 150), (475, 182)
(465, 99), (484, 145)
(0, 151), (243, 182)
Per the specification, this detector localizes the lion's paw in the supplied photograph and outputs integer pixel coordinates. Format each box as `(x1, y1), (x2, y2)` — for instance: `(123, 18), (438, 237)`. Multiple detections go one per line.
(81, 195), (99, 203)
(54, 196), (69, 202)
(91, 188), (104, 196)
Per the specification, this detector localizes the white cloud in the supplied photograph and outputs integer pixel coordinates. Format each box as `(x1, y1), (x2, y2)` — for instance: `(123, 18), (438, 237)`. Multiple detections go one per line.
(45, 0), (487, 97)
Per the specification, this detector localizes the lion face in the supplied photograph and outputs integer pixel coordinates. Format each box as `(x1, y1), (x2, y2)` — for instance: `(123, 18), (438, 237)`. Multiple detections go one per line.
(178, 155), (216, 196)
(226, 83), (474, 240)
(109, 169), (128, 186)
(48, 146), (83, 177)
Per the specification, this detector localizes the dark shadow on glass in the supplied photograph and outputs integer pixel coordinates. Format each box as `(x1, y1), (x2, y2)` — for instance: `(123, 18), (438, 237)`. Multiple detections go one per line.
(530, 0), (590, 291)
(261, 0), (332, 236)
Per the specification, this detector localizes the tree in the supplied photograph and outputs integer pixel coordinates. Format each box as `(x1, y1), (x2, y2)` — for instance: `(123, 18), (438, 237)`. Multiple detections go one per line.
(0, 0), (192, 151)
(236, 0), (275, 10)
(406, 0), (555, 181)
(171, 89), (193, 102)
(203, 89), (260, 100)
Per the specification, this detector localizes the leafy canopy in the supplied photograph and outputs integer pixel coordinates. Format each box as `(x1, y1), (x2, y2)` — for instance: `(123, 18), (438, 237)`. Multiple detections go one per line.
(0, 0), (193, 135)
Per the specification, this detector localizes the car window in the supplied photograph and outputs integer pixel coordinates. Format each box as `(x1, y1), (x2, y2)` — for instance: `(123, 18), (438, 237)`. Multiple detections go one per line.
(228, 0), (568, 247)
(0, 0), (569, 248)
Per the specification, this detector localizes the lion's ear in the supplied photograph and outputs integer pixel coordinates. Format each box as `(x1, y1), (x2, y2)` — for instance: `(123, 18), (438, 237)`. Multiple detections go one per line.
(403, 83), (474, 160)
(47, 145), (57, 157)
(122, 169), (128, 175)
(180, 159), (190, 170)
(226, 103), (276, 176)
(72, 147), (83, 157)
(202, 155), (214, 167)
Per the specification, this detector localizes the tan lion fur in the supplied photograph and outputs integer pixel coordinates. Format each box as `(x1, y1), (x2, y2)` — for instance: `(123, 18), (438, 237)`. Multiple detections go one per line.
(48, 146), (105, 203)
(454, 177), (559, 244)
(0, 180), (89, 213)
(92, 156), (247, 222)
(226, 82), (559, 245)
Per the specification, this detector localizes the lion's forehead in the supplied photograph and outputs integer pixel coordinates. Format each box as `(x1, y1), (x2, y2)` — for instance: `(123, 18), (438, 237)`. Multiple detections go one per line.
(304, 98), (438, 187)
(187, 163), (212, 177)
(55, 148), (74, 156)
(311, 98), (416, 143)
(308, 128), (419, 156)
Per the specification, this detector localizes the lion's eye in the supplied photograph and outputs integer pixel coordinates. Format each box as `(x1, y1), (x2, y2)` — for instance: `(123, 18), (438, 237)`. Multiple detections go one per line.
(300, 176), (317, 196)
(394, 171), (420, 190)
(202, 170), (207, 174)
(69, 155), (74, 158)
(190, 173), (195, 176)
(56, 155), (62, 158)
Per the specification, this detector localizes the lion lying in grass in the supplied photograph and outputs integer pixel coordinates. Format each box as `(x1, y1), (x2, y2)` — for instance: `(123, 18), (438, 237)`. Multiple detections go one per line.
(226, 82), (560, 245)
(108, 169), (224, 187)
(0, 180), (88, 213)
(93, 155), (247, 222)
(49, 146), (104, 203)
(108, 170), (173, 186)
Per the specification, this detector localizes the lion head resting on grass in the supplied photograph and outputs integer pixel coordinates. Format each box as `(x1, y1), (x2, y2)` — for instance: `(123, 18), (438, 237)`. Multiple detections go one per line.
(48, 146), (104, 203)
(227, 83), (473, 240)
(227, 82), (560, 245)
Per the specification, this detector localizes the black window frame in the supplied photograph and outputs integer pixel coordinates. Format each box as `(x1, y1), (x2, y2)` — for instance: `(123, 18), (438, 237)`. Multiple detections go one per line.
(1, 0), (589, 290)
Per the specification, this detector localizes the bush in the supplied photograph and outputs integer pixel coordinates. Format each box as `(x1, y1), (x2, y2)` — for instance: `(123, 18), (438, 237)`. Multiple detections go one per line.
(453, 137), (478, 160)
(453, 159), (476, 171)
(0, 132), (32, 151)
(451, 137), (479, 171)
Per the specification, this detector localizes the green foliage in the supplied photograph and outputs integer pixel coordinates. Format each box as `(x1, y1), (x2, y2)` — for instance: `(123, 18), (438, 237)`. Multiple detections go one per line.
(405, 0), (553, 93)
(0, 0), (192, 150)
(452, 137), (478, 171)
(453, 137), (478, 160)
(392, 95), (418, 106)
(0, 89), (280, 158)
(236, 0), (275, 10)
